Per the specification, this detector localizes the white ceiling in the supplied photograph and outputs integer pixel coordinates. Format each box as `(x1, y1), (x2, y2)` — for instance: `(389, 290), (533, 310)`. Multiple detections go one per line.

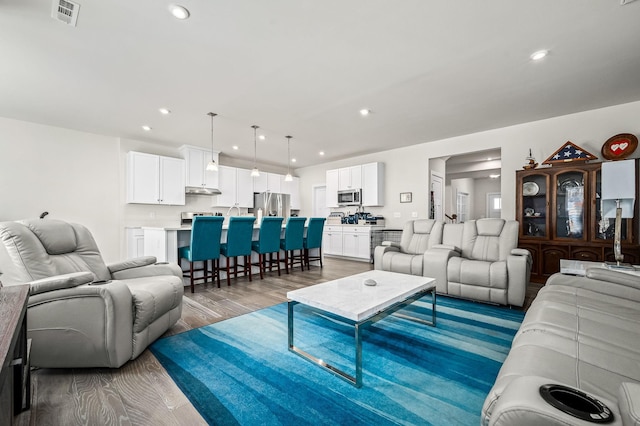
(2, 0), (640, 169)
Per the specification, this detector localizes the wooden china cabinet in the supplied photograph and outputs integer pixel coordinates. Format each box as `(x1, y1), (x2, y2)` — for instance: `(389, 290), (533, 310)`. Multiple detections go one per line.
(516, 160), (640, 283)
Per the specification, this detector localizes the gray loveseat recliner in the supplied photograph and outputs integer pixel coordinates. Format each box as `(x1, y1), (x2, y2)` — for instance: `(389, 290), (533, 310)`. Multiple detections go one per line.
(375, 218), (531, 307)
(0, 219), (183, 368)
(374, 219), (443, 276)
(482, 268), (640, 425)
(426, 218), (531, 307)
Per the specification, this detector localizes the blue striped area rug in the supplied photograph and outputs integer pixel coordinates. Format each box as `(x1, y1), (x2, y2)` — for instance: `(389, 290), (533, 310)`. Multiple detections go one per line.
(151, 296), (524, 425)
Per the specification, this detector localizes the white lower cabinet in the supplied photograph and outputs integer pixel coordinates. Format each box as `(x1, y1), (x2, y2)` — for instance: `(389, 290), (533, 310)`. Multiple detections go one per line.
(342, 226), (371, 260)
(323, 225), (379, 261)
(323, 226), (343, 256)
(125, 228), (145, 259)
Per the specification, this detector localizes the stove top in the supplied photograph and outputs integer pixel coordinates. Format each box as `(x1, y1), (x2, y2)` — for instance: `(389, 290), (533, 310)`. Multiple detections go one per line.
(180, 211), (216, 225)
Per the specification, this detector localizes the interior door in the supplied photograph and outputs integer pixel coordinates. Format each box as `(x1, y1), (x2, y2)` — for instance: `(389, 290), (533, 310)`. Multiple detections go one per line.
(313, 185), (330, 218)
(487, 192), (502, 218)
(430, 172), (444, 221)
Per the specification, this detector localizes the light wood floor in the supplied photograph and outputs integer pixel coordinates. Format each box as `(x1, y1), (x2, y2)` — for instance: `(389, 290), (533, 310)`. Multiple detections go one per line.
(16, 258), (543, 426)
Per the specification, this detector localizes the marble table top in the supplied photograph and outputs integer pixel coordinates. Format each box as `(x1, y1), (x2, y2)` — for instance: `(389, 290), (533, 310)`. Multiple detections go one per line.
(287, 270), (435, 322)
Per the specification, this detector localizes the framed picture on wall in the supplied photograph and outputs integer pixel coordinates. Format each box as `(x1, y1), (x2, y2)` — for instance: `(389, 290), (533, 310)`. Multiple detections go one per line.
(400, 192), (412, 203)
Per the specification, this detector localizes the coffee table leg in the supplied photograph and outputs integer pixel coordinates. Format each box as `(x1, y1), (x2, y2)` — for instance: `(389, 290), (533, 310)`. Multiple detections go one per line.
(355, 323), (363, 388)
(288, 300), (296, 350)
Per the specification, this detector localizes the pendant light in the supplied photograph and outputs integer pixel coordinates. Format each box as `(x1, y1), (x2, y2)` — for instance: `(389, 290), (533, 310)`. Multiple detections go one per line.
(206, 112), (218, 171)
(250, 125), (260, 177)
(284, 135), (293, 182)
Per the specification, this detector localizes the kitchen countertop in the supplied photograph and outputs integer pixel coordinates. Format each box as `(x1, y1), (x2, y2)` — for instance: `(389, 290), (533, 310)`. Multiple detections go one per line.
(139, 223), (385, 231)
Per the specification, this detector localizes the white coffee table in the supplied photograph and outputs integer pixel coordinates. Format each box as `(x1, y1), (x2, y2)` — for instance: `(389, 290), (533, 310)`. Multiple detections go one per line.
(286, 270), (436, 387)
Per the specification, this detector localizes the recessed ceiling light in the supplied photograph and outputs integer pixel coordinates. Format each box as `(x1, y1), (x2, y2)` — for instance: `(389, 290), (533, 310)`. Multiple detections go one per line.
(292, 158), (297, 163)
(490, 174), (501, 179)
(487, 157), (492, 161)
(168, 4), (190, 20)
(159, 108), (171, 115)
(232, 145), (239, 150)
(359, 109), (371, 116)
(259, 134), (266, 141)
(530, 50), (548, 61)
(142, 125), (152, 131)
(319, 151), (325, 156)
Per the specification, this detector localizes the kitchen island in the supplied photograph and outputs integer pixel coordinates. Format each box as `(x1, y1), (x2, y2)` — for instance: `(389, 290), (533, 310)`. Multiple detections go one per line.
(134, 222), (319, 268)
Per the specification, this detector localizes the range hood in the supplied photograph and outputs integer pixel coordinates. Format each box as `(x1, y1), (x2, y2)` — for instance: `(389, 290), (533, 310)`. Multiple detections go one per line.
(185, 186), (221, 195)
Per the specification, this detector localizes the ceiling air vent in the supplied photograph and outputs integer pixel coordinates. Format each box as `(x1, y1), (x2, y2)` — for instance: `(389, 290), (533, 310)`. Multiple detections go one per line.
(51, 0), (80, 27)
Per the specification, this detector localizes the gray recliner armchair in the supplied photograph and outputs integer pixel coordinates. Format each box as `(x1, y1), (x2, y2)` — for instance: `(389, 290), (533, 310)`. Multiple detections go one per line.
(0, 219), (183, 368)
(374, 219), (444, 276)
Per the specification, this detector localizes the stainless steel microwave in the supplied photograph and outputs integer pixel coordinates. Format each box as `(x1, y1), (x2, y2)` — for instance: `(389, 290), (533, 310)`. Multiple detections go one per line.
(337, 189), (362, 206)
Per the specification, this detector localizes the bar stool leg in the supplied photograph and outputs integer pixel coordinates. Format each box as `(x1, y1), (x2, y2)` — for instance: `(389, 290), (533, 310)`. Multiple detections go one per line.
(246, 255), (252, 281)
(276, 251), (281, 276)
(189, 261), (195, 293)
(226, 256), (232, 286)
(215, 259), (221, 288)
(258, 253), (264, 279)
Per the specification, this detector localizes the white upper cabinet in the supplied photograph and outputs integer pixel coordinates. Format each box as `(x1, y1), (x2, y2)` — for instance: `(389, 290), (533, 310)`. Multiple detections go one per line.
(281, 176), (300, 210)
(338, 165), (362, 190)
(127, 151), (185, 205)
(326, 162), (384, 207)
(362, 162), (385, 206)
(253, 172), (282, 193)
(214, 165), (253, 208)
(236, 168), (254, 208)
(179, 145), (220, 189)
(326, 169), (339, 207)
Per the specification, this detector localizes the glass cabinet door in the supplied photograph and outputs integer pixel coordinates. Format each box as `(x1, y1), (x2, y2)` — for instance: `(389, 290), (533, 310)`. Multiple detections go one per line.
(594, 169), (628, 241)
(522, 174), (547, 237)
(555, 170), (586, 240)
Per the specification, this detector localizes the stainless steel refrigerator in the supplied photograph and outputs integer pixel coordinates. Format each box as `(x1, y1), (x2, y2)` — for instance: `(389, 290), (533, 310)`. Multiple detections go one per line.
(253, 192), (290, 221)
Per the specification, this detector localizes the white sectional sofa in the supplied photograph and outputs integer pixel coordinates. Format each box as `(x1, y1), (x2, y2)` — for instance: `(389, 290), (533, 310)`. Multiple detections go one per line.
(482, 268), (640, 425)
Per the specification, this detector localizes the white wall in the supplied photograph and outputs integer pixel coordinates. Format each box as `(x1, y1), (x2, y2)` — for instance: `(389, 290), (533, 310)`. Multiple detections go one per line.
(473, 178), (501, 219)
(2, 100), (640, 260)
(0, 117), (122, 262)
(297, 100), (640, 229)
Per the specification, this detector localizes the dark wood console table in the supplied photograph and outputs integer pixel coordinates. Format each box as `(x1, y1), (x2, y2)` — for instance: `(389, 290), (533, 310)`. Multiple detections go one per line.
(0, 284), (31, 425)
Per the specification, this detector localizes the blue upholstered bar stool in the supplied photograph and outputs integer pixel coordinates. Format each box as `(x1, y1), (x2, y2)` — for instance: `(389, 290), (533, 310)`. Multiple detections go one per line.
(304, 217), (326, 269)
(178, 216), (224, 293)
(280, 217), (307, 274)
(251, 217), (284, 279)
(220, 216), (256, 286)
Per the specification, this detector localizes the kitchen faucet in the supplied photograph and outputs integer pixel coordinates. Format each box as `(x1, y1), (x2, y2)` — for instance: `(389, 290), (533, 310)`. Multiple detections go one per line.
(226, 205), (241, 216)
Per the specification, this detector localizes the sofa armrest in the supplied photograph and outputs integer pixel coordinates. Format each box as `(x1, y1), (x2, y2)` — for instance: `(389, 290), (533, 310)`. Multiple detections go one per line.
(110, 261), (183, 280)
(547, 269), (640, 302)
(431, 244), (461, 253)
(423, 247), (460, 293)
(373, 245), (400, 270)
(26, 279), (134, 368)
(28, 271), (95, 296)
(618, 382), (640, 426)
(586, 267), (640, 289)
(511, 248), (530, 257)
(381, 241), (400, 248)
(107, 256), (157, 274)
(486, 376), (619, 426)
(506, 250), (532, 307)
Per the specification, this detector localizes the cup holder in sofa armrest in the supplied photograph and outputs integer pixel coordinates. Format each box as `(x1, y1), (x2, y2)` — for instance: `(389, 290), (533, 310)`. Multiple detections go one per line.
(539, 384), (614, 423)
